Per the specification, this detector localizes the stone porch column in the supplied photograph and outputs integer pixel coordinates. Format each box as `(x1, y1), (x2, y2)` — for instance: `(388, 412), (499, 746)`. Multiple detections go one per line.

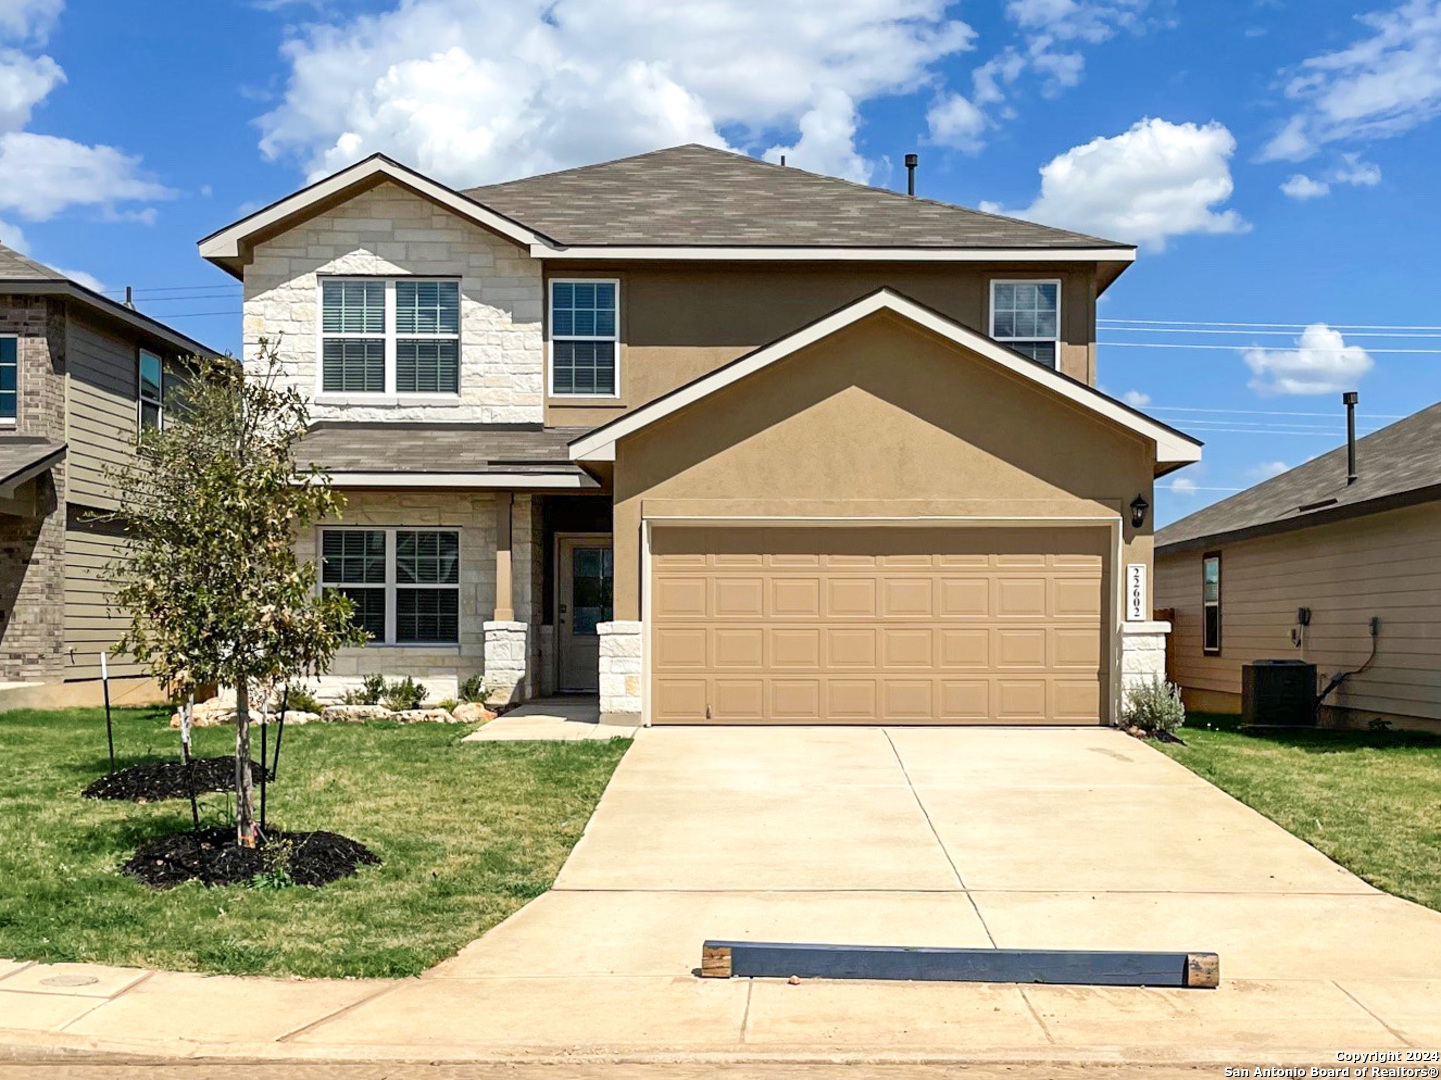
(1118, 619), (1172, 719)
(483, 492), (528, 705)
(598, 620), (643, 723)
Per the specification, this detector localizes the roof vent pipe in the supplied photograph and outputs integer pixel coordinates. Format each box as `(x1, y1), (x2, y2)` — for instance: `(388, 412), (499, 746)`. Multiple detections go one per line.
(905, 153), (919, 196)
(1344, 391), (1359, 485)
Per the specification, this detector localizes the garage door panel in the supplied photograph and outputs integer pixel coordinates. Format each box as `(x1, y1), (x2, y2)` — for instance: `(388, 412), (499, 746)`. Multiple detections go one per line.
(826, 627), (878, 667)
(650, 527), (1106, 725)
(771, 628), (821, 669)
(714, 627), (764, 668)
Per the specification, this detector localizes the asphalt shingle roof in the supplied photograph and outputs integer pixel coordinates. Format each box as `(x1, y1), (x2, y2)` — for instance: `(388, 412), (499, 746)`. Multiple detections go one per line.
(294, 423), (595, 479)
(1156, 402), (1441, 550)
(0, 437), (66, 487)
(0, 243), (65, 282)
(464, 144), (1125, 250)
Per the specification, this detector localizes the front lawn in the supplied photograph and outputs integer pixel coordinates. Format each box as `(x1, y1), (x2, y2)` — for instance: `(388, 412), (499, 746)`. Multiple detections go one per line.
(1156, 713), (1441, 912)
(0, 706), (627, 978)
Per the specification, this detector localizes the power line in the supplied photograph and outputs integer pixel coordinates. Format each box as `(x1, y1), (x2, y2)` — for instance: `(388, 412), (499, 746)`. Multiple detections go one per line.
(1102, 326), (1441, 339)
(1146, 405), (1408, 419)
(1100, 341), (1441, 354)
(1100, 318), (1441, 331)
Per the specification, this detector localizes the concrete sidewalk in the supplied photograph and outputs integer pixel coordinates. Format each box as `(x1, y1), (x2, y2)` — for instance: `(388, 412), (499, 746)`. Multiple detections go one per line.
(4, 726), (1441, 1064)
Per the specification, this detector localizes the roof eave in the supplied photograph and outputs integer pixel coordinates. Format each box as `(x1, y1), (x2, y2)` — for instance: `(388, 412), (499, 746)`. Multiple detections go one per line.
(535, 244), (1139, 264)
(569, 287), (1199, 466)
(0, 279), (219, 357)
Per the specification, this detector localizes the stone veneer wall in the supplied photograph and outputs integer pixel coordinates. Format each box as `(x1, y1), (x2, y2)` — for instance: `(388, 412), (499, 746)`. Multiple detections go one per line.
(1118, 619), (1172, 722)
(597, 620), (643, 720)
(295, 488), (537, 703)
(0, 295), (66, 681)
(243, 181), (544, 424)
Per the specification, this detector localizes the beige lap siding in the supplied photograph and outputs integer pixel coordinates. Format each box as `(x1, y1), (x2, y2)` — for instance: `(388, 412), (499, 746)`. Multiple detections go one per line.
(296, 489), (537, 702)
(242, 180), (544, 425)
(1156, 501), (1441, 730)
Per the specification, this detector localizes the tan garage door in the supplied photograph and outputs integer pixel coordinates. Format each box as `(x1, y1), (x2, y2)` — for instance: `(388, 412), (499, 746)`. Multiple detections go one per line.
(650, 526), (1107, 725)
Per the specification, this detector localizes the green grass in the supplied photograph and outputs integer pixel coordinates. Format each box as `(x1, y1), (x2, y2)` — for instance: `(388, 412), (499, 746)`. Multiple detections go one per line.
(0, 706), (628, 978)
(1156, 713), (1441, 912)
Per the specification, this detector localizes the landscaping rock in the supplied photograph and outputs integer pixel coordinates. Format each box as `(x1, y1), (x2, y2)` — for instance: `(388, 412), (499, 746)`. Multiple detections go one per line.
(390, 708), (458, 724)
(321, 704), (393, 723)
(453, 701), (497, 725)
(254, 711), (321, 726)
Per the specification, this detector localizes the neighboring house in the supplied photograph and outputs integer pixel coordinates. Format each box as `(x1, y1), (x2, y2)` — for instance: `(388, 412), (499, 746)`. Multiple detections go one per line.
(0, 243), (216, 707)
(200, 144), (1200, 724)
(1156, 401), (1441, 733)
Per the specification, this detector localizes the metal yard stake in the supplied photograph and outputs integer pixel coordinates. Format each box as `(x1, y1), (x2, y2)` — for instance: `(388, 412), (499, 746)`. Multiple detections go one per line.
(100, 651), (115, 774)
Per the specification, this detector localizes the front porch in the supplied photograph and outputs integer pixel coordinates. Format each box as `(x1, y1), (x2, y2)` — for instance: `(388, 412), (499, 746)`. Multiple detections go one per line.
(305, 489), (616, 708)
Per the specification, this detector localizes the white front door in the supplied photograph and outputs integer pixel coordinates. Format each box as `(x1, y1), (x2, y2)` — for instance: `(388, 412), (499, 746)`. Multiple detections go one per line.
(557, 536), (613, 692)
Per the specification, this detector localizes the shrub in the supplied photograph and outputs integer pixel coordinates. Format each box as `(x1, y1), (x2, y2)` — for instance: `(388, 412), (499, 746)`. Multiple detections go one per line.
(342, 674), (387, 706)
(381, 677), (427, 712)
(1123, 677), (1186, 734)
(436, 697), (459, 713)
(280, 685), (324, 715)
(458, 674), (486, 703)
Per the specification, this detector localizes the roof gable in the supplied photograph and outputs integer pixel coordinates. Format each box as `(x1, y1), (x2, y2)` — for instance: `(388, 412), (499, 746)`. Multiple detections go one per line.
(569, 289), (1201, 468)
(1157, 401), (1441, 550)
(465, 144), (1129, 252)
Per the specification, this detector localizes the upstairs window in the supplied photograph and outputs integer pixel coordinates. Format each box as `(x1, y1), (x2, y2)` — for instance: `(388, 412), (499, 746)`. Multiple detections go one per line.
(550, 279), (618, 396)
(320, 278), (460, 396)
(139, 350), (164, 431)
(991, 280), (1060, 368)
(0, 337), (15, 421)
(1202, 553), (1222, 654)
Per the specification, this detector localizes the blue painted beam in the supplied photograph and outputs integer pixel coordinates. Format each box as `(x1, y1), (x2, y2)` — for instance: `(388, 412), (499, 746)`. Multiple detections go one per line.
(700, 941), (1219, 988)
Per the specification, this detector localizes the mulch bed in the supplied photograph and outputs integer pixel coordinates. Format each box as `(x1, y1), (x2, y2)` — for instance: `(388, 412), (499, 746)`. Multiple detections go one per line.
(122, 826), (380, 889)
(83, 757), (272, 802)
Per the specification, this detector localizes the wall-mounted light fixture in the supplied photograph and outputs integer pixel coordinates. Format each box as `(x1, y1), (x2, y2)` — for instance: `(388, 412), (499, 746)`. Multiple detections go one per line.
(1130, 495), (1150, 529)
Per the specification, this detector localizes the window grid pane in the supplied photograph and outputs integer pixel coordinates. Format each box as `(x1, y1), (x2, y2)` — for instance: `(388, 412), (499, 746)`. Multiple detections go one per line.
(139, 352), (163, 404)
(992, 282), (1059, 368)
(322, 339), (384, 393)
(1, 338), (17, 419)
(322, 280), (385, 334)
(329, 586), (386, 641)
(396, 589), (459, 643)
(396, 340), (459, 393)
(395, 530), (459, 585)
(322, 530), (387, 584)
(552, 340), (616, 396)
(395, 280), (459, 335)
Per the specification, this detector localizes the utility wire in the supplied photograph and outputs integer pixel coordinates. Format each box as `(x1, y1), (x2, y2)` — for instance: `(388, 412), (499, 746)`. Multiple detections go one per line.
(1100, 318), (1441, 331)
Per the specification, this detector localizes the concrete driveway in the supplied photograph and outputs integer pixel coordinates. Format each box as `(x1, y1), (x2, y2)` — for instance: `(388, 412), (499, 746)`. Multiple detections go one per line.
(303, 724), (1441, 1057)
(13, 726), (1441, 1063)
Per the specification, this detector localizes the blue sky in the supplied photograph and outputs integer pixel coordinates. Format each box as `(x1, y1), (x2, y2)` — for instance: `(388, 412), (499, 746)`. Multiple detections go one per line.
(4, 0), (1439, 526)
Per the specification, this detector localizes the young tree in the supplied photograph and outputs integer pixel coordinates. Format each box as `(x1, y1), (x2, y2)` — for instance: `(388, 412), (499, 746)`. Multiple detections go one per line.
(109, 341), (364, 846)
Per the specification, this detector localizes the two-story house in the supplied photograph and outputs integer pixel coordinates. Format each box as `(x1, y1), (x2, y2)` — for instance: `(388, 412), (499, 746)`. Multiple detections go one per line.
(0, 243), (217, 707)
(199, 145), (1201, 725)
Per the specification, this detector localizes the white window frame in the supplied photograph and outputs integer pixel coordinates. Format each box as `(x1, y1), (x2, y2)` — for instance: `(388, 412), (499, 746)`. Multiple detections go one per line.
(138, 348), (164, 432)
(989, 278), (1062, 369)
(319, 526), (462, 647)
(315, 277), (461, 403)
(0, 334), (16, 427)
(548, 277), (621, 399)
(1202, 552), (1222, 655)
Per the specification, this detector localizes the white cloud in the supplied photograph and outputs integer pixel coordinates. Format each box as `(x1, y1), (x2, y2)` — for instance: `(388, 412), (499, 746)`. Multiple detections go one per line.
(1280, 173), (1329, 199)
(1243, 323), (1375, 396)
(1261, 0), (1441, 162)
(1248, 460), (1291, 481)
(0, 50), (62, 130)
(1280, 154), (1383, 200)
(1169, 477), (1199, 496)
(0, 0), (62, 42)
(0, 2), (173, 241)
(926, 91), (987, 151)
(0, 132), (171, 219)
(259, 0), (976, 186)
(0, 217), (24, 248)
(984, 118), (1247, 250)
(1121, 389), (1151, 406)
(53, 264), (102, 292)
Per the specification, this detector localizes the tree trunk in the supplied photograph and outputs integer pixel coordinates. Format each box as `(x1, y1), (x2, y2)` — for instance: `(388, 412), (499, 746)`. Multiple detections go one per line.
(235, 682), (257, 848)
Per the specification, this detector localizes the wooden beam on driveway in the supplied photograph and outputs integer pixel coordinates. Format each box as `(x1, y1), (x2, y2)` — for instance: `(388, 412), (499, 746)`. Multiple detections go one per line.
(699, 941), (1220, 988)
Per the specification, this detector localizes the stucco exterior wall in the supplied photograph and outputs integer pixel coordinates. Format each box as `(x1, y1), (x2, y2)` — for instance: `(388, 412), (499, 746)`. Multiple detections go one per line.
(243, 181), (544, 424)
(612, 312), (1153, 616)
(1156, 501), (1441, 731)
(545, 262), (1099, 426)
